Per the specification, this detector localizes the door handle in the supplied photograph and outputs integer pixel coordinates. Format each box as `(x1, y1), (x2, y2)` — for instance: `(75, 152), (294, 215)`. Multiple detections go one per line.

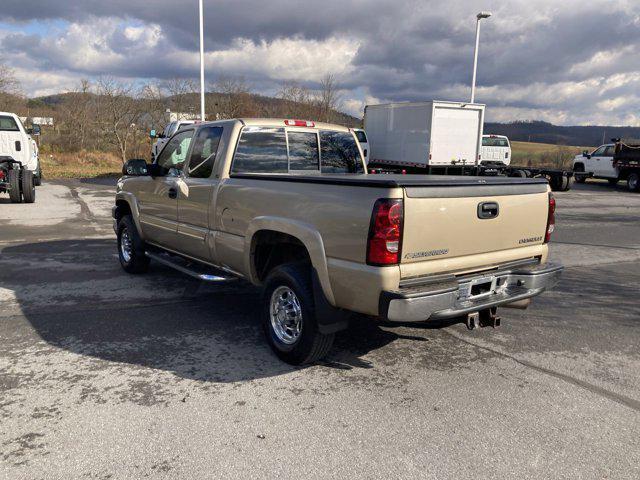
(168, 187), (177, 199)
(478, 202), (499, 219)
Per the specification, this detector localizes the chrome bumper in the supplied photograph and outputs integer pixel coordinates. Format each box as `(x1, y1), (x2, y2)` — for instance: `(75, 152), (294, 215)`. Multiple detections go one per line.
(380, 262), (563, 323)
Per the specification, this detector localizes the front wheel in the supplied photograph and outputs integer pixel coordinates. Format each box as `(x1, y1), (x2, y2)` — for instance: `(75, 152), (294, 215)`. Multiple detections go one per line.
(573, 165), (586, 183)
(117, 215), (150, 273)
(262, 263), (335, 365)
(628, 173), (640, 192)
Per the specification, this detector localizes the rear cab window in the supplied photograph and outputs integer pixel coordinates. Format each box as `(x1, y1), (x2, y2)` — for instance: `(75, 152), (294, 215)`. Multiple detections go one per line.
(482, 137), (509, 147)
(231, 126), (364, 174)
(0, 116), (20, 132)
(355, 130), (368, 143)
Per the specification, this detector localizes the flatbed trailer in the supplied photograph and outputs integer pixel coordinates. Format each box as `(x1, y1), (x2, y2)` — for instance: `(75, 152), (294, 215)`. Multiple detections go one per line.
(367, 161), (573, 192)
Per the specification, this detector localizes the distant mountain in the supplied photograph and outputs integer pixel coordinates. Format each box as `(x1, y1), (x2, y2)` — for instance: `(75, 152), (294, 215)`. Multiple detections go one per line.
(483, 120), (640, 147)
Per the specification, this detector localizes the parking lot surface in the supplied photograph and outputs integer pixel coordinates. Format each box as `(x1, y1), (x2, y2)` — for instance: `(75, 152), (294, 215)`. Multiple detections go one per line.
(1, 179), (639, 479)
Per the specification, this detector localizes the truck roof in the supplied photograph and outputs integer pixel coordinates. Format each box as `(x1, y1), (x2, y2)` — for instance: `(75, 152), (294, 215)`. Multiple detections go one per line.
(239, 118), (351, 132)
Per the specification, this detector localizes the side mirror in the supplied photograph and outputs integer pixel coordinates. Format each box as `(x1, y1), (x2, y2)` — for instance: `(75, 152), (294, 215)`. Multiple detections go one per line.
(147, 163), (165, 177)
(27, 127), (33, 135)
(582, 150), (589, 158)
(123, 159), (149, 176)
(150, 129), (157, 139)
(32, 125), (41, 136)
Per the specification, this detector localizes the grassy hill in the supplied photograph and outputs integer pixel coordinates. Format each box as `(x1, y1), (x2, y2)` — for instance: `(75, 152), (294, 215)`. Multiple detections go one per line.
(510, 141), (589, 169)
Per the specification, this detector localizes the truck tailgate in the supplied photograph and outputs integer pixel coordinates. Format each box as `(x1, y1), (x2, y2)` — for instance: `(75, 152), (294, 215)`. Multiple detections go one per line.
(401, 182), (550, 276)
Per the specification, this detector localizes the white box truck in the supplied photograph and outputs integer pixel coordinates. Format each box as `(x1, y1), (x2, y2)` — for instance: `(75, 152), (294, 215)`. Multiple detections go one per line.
(364, 101), (573, 191)
(364, 101), (485, 168)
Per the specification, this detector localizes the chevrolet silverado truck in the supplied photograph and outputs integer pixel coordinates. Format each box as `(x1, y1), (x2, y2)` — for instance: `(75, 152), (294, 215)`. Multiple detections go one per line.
(113, 118), (563, 365)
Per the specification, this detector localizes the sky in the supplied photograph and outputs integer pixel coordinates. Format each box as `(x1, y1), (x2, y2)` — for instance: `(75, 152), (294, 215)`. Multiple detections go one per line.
(0, 0), (639, 125)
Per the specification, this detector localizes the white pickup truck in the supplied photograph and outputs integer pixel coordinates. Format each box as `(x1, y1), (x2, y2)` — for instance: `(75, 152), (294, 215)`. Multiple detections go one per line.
(572, 144), (618, 185)
(0, 112), (39, 203)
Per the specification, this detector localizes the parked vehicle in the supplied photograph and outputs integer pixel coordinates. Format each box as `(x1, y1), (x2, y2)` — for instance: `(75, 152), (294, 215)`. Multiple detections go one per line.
(572, 144), (618, 185)
(151, 120), (198, 160)
(114, 118), (562, 365)
(0, 112), (39, 203)
(365, 101), (485, 168)
(365, 102), (572, 191)
(481, 134), (511, 166)
(353, 128), (369, 164)
(613, 138), (640, 192)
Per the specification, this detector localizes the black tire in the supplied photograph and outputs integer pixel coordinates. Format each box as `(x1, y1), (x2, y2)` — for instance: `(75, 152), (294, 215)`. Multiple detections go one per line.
(608, 178), (619, 186)
(560, 175), (571, 192)
(549, 175), (564, 191)
(8, 169), (21, 203)
(628, 173), (640, 193)
(512, 169), (527, 178)
(573, 164), (586, 183)
(117, 215), (150, 273)
(21, 170), (35, 203)
(262, 263), (335, 365)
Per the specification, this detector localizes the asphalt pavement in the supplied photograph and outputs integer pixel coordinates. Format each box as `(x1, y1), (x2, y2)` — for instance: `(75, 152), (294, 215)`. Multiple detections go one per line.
(1, 178), (639, 479)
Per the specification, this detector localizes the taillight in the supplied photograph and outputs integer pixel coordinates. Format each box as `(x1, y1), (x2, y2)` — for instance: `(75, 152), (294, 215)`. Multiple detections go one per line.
(367, 199), (403, 265)
(0, 170), (4, 181)
(544, 193), (556, 243)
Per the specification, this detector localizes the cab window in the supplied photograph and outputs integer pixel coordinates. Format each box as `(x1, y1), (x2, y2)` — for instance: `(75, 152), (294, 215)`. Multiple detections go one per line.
(482, 137), (509, 147)
(0, 116), (19, 132)
(188, 126), (223, 178)
(232, 127), (288, 173)
(355, 130), (368, 143)
(156, 130), (194, 173)
(591, 146), (607, 156)
(603, 146), (615, 157)
(288, 131), (319, 171)
(320, 131), (364, 174)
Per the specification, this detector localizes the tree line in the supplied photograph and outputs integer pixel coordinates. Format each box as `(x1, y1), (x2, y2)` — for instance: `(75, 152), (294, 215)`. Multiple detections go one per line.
(0, 63), (354, 163)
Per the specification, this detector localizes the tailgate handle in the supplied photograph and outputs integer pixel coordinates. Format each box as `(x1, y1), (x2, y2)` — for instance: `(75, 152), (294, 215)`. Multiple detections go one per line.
(478, 202), (499, 219)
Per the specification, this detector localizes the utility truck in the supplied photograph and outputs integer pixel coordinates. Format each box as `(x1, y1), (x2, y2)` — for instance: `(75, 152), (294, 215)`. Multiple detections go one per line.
(365, 102), (572, 191)
(113, 117), (563, 365)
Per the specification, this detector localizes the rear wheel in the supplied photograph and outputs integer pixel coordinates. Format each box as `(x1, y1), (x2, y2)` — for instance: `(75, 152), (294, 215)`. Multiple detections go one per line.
(117, 215), (150, 273)
(262, 263), (335, 365)
(21, 170), (35, 203)
(8, 169), (21, 203)
(628, 173), (640, 192)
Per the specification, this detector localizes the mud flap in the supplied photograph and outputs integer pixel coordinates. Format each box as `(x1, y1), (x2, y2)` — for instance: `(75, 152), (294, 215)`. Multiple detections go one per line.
(312, 268), (351, 335)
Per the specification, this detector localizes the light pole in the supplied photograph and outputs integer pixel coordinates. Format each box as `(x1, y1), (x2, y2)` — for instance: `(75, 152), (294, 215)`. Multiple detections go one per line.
(199, 0), (206, 121)
(471, 11), (491, 104)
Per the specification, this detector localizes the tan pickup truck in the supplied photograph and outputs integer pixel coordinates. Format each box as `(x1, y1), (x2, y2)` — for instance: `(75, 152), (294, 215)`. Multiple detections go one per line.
(113, 118), (562, 365)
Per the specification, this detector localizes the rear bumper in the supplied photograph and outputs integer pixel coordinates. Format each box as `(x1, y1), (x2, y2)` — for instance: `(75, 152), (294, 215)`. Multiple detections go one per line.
(380, 262), (563, 323)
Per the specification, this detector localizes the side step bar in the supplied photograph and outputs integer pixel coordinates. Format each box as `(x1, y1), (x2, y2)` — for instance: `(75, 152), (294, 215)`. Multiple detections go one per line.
(146, 250), (237, 283)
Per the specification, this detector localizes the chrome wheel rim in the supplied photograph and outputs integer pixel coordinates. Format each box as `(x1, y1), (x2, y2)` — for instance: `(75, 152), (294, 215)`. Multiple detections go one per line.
(120, 227), (133, 263)
(270, 286), (303, 345)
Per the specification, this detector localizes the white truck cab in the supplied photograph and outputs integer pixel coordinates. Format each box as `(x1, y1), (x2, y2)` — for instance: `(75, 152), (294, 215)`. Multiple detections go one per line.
(151, 120), (198, 160)
(573, 144), (618, 184)
(481, 134), (511, 166)
(0, 112), (40, 179)
(353, 128), (369, 165)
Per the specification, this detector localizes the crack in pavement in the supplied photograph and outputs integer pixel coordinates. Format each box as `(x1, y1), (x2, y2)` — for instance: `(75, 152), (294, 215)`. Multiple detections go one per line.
(443, 329), (640, 413)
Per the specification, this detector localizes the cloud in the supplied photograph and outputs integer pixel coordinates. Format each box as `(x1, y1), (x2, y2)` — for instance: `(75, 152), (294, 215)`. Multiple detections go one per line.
(1, 0), (640, 125)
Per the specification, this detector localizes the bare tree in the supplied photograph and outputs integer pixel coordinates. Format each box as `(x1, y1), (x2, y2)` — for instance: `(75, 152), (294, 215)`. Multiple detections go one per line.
(213, 76), (254, 119)
(163, 77), (197, 117)
(277, 81), (313, 119)
(316, 74), (342, 123)
(0, 63), (23, 111)
(95, 77), (140, 163)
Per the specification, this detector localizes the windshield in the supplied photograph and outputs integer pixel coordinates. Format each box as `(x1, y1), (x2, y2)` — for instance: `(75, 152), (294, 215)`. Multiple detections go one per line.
(482, 137), (509, 147)
(0, 116), (19, 132)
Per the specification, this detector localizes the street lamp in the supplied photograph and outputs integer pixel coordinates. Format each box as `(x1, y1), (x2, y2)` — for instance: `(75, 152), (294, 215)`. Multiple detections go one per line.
(470, 11), (492, 104)
(199, 0), (206, 121)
